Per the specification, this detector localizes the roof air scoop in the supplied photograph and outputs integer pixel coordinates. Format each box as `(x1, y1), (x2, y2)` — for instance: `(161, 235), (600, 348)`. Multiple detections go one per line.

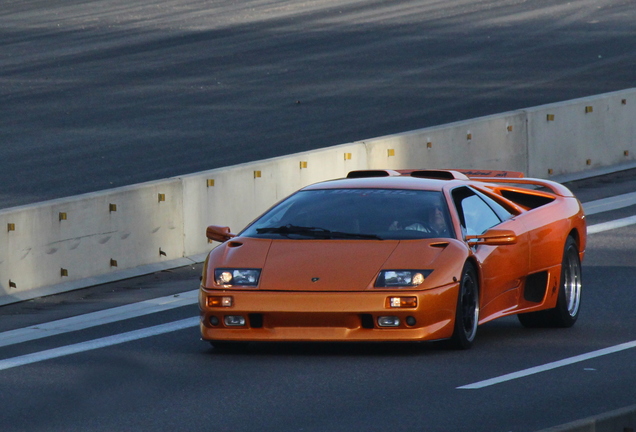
(346, 170), (401, 178)
(408, 170), (469, 180)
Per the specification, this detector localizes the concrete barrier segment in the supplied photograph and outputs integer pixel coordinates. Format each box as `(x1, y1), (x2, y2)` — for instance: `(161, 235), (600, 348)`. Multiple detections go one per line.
(535, 404), (636, 432)
(362, 111), (529, 174)
(1, 89), (636, 305)
(0, 179), (185, 305)
(180, 142), (368, 257)
(527, 88), (636, 178)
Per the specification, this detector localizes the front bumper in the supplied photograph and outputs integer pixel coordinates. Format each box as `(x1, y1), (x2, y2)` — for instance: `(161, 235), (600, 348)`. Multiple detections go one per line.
(199, 283), (459, 342)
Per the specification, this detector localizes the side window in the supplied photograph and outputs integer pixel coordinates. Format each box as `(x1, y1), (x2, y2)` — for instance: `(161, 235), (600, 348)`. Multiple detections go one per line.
(473, 188), (514, 222)
(452, 187), (502, 236)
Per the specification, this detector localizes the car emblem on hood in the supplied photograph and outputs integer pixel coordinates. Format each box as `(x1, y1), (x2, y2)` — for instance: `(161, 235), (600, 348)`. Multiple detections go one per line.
(311, 277), (320, 283)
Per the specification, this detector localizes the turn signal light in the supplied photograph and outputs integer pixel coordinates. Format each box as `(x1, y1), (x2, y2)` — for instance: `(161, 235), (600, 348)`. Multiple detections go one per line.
(388, 297), (417, 308)
(207, 296), (233, 307)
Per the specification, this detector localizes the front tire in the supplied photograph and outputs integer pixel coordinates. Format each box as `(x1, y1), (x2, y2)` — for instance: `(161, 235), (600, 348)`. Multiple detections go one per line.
(518, 236), (582, 328)
(449, 262), (480, 349)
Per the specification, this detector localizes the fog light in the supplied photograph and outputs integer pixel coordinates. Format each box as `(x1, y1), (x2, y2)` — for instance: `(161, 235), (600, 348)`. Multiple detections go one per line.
(224, 315), (246, 326)
(406, 316), (417, 326)
(207, 296), (233, 307)
(209, 316), (220, 326)
(378, 316), (400, 327)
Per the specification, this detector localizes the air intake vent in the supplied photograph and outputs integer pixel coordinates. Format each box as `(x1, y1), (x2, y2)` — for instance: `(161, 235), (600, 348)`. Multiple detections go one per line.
(346, 170), (400, 178)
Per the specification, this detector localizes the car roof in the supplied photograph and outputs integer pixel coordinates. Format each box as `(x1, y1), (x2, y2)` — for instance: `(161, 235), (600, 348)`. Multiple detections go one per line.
(301, 173), (460, 192)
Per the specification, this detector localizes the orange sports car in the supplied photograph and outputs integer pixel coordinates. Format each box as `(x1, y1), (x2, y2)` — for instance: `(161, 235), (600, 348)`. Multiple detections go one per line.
(199, 169), (586, 349)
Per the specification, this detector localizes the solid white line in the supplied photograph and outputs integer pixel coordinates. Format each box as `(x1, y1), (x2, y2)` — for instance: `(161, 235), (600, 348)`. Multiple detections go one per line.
(0, 317), (199, 372)
(457, 340), (636, 389)
(0, 290), (198, 348)
(587, 215), (636, 234)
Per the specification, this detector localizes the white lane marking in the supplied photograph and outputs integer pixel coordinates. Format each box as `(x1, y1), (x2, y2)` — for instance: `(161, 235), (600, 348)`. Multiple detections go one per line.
(0, 317), (199, 372)
(0, 290), (198, 348)
(587, 215), (636, 234)
(0, 196), (633, 369)
(583, 191), (636, 215)
(0, 219), (631, 349)
(457, 340), (636, 389)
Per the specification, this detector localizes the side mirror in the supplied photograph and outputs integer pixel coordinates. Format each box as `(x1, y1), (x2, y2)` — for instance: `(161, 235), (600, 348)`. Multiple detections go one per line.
(206, 225), (236, 243)
(466, 228), (517, 246)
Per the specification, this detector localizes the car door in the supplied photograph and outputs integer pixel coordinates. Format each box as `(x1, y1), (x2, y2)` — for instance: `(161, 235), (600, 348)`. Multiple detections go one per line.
(451, 186), (530, 321)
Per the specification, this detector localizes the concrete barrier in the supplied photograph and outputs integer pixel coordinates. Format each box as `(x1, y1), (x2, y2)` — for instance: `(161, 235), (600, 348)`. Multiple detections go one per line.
(0, 180), (186, 304)
(363, 111), (529, 173)
(527, 89), (636, 178)
(536, 404), (636, 432)
(1, 88), (635, 305)
(180, 142), (368, 259)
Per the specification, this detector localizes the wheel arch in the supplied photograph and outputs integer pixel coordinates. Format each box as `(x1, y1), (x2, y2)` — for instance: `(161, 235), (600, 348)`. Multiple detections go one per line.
(566, 226), (586, 263)
(567, 228), (581, 250)
(463, 257), (481, 300)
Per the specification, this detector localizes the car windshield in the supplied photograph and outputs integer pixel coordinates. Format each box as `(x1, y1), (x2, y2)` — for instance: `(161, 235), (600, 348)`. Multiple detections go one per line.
(242, 188), (454, 240)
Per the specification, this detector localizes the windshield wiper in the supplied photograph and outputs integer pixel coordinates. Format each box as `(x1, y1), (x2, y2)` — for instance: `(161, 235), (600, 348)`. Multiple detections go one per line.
(256, 224), (331, 238)
(256, 224), (381, 240)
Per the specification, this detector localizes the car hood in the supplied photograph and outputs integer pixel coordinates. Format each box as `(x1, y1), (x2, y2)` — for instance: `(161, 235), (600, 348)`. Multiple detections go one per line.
(206, 237), (468, 291)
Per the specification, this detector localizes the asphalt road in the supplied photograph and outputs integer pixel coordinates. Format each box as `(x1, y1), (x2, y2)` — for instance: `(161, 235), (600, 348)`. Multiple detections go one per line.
(2, 0), (636, 208)
(0, 173), (635, 432)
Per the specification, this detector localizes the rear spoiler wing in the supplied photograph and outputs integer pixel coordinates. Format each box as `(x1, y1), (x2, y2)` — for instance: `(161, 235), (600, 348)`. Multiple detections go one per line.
(444, 170), (575, 197)
(346, 168), (574, 197)
(452, 169), (525, 179)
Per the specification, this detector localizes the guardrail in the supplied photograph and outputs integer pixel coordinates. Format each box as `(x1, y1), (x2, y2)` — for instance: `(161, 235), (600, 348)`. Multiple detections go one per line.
(1, 88), (635, 305)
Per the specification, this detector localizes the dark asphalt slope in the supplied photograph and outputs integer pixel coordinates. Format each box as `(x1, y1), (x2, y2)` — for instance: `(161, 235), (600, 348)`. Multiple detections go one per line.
(2, 0), (636, 208)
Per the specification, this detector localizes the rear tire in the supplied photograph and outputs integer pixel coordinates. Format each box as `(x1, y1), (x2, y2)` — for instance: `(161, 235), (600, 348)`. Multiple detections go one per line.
(449, 262), (480, 349)
(518, 236), (582, 328)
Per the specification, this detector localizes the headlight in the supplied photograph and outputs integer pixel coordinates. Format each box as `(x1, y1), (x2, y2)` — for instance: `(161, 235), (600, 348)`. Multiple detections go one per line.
(375, 270), (432, 287)
(214, 268), (261, 287)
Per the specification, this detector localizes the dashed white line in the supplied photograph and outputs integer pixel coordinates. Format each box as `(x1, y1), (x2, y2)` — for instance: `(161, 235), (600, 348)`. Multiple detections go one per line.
(583, 191), (636, 215)
(587, 215), (636, 234)
(0, 195), (634, 372)
(457, 340), (636, 389)
(0, 317), (199, 372)
(0, 290), (198, 348)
